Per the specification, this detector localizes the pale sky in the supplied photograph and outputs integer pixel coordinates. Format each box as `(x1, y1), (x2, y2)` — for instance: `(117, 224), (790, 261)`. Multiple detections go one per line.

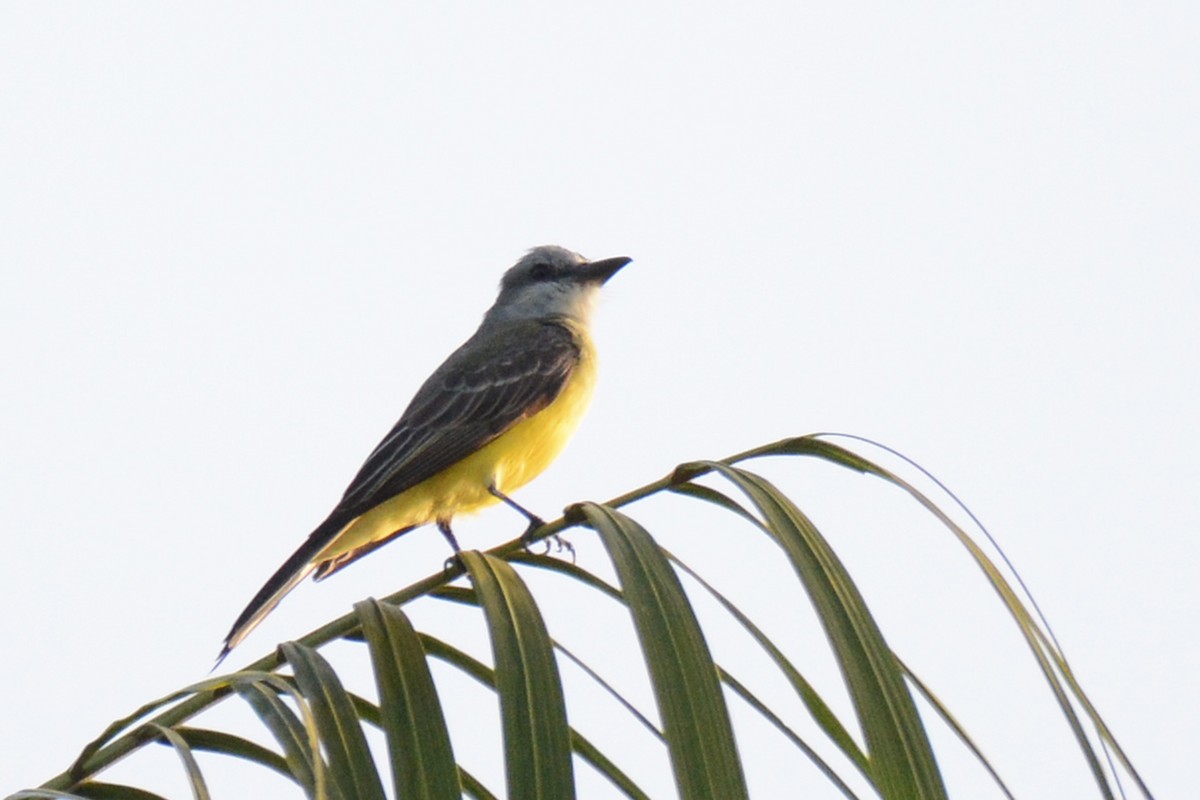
(2, 4), (1196, 798)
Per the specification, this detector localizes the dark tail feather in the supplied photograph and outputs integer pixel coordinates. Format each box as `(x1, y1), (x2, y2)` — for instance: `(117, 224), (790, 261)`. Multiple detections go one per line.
(214, 514), (349, 667)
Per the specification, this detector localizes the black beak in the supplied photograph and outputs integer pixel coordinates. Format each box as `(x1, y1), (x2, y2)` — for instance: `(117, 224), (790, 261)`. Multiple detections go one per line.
(582, 256), (632, 284)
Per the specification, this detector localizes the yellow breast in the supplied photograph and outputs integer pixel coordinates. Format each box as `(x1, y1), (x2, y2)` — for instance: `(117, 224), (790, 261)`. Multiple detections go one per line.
(487, 334), (598, 494)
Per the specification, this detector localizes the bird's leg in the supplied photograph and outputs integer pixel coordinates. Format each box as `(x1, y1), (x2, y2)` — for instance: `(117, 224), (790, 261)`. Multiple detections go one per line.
(488, 485), (574, 561)
(487, 484), (546, 535)
(436, 519), (462, 551)
(438, 518), (464, 572)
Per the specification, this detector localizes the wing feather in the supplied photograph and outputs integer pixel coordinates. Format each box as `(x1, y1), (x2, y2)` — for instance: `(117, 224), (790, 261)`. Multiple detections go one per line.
(340, 319), (580, 513)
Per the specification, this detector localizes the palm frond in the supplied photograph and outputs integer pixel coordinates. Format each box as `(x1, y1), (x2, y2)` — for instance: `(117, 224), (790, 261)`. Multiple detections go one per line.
(16, 435), (1154, 800)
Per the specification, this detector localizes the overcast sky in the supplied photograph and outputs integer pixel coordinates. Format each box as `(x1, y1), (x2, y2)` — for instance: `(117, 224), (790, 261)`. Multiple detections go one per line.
(2, 4), (1196, 798)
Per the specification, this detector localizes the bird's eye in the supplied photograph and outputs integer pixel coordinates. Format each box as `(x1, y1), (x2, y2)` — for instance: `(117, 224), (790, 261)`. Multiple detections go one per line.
(528, 263), (554, 281)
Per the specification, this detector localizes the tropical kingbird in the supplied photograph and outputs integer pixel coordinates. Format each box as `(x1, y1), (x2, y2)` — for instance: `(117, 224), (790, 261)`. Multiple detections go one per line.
(218, 245), (630, 662)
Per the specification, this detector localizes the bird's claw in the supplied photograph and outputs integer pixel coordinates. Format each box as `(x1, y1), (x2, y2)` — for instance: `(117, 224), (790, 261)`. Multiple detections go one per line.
(522, 526), (576, 563)
(548, 534), (576, 563)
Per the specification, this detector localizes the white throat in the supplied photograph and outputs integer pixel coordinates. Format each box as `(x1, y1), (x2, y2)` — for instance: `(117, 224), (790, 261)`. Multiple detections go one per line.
(485, 281), (602, 326)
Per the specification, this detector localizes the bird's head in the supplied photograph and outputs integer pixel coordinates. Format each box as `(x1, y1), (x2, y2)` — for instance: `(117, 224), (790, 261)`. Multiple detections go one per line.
(486, 245), (631, 325)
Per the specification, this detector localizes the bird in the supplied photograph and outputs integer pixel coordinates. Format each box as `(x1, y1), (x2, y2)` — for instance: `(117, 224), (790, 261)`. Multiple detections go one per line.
(217, 245), (631, 663)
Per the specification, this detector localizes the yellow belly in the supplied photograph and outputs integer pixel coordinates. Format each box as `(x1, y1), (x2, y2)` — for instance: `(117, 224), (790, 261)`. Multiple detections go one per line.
(315, 329), (598, 560)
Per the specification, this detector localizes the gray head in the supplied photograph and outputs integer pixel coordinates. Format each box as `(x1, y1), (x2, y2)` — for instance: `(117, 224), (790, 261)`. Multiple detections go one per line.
(485, 245), (631, 324)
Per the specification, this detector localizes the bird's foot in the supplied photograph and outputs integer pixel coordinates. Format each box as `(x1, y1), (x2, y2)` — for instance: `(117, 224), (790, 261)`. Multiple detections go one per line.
(519, 515), (547, 549)
(546, 533), (576, 563)
(521, 519), (575, 562)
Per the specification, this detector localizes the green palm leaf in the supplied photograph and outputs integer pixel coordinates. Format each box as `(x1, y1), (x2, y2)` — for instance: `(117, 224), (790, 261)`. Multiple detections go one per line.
(355, 598), (460, 800)
(458, 551), (574, 800)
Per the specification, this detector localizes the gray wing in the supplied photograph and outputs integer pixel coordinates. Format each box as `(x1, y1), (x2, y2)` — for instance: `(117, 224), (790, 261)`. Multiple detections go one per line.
(335, 318), (580, 519)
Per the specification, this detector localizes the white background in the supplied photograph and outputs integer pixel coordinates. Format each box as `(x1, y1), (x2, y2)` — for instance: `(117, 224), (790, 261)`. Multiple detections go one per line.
(2, 3), (1196, 798)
